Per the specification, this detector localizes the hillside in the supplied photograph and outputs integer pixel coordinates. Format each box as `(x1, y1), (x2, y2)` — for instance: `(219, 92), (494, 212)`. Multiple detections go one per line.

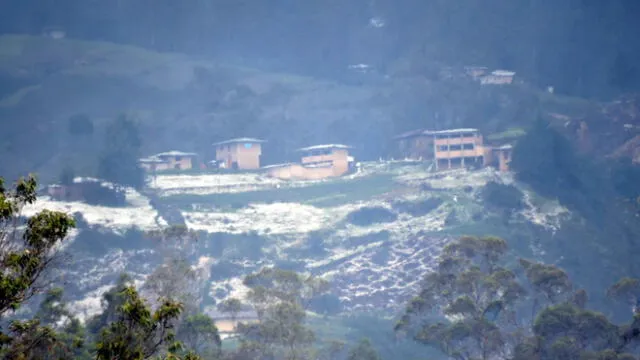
(0, 34), (616, 185)
(22, 161), (580, 321)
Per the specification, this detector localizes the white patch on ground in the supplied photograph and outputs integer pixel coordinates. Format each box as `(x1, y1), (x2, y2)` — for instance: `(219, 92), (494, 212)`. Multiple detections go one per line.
(22, 187), (165, 233)
(519, 190), (570, 232)
(183, 202), (353, 235)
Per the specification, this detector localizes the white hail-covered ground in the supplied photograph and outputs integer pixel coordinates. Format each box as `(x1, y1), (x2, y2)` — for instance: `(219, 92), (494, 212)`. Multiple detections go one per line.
(183, 202), (353, 235)
(22, 187), (165, 233)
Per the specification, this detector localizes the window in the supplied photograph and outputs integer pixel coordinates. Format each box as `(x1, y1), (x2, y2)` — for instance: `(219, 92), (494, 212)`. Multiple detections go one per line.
(244, 143), (253, 149)
(438, 145), (448, 151)
(463, 143), (475, 150)
(449, 145), (462, 151)
(175, 156), (182, 161)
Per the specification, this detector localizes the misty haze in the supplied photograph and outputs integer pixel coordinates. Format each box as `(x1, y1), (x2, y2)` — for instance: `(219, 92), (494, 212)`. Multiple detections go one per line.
(1, 1), (640, 359)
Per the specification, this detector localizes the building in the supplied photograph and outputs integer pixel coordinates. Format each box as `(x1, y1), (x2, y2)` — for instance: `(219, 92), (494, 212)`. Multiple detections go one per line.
(492, 144), (513, 172)
(138, 156), (171, 172)
(265, 144), (355, 180)
(430, 129), (489, 170)
(140, 151), (198, 171)
(464, 66), (489, 79)
(480, 70), (516, 85)
(213, 138), (265, 170)
(393, 129), (434, 160)
(297, 144), (354, 177)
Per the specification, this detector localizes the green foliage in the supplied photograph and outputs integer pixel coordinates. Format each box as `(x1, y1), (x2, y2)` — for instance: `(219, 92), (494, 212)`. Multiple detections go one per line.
(97, 114), (144, 190)
(347, 338), (381, 360)
(94, 285), (184, 360)
(0, 175), (75, 318)
(480, 181), (525, 212)
(346, 206), (398, 227)
(217, 298), (243, 322)
(396, 236), (524, 360)
(238, 268), (330, 359)
(176, 314), (221, 358)
(142, 256), (200, 314)
(399, 236), (640, 360)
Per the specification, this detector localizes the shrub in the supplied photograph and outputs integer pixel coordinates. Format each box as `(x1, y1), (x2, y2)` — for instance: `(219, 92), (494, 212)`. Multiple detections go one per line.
(392, 198), (443, 216)
(346, 206), (398, 226)
(481, 181), (525, 211)
(82, 182), (127, 207)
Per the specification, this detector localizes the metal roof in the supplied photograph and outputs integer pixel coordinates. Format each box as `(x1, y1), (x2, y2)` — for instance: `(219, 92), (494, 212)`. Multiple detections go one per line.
(261, 163), (297, 169)
(154, 151), (198, 158)
(394, 128), (480, 139)
(425, 128), (480, 135)
(139, 156), (167, 163)
(212, 138), (266, 146)
(296, 144), (353, 152)
(491, 70), (516, 76)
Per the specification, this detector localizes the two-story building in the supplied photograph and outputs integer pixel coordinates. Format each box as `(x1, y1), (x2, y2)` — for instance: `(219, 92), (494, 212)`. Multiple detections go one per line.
(480, 70), (516, 85)
(430, 128), (489, 170)
(264, 144), (355, 180)
(139, 151), (198, 171)
(213, 138), (265, 170)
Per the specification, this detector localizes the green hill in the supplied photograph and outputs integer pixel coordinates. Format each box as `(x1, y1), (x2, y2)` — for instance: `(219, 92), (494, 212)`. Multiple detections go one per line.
(0, 34), (607, 184)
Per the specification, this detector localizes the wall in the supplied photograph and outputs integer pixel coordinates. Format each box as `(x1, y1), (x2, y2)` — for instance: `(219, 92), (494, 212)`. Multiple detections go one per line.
(301, 148), (350, 176)
(397, 135), (433, 159)
(266, 163), (335, 180)
(497, 149), (512, 172)
(216, 143), (262, 169)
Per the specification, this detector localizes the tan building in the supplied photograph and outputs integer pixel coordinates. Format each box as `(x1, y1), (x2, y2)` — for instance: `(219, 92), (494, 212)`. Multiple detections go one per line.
(492, 144), (513, 172)
(481, 70), (516, 85)
(297, 144), (354, 177)
(264, 144), (355, 180)
(430, 128), (489, 170)
(213, 138), (265, 170)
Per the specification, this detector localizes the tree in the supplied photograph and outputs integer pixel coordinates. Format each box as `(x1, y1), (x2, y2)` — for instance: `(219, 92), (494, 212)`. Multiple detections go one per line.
(176, 314), (221, 358)
(94, 285), (185, 360)
(347, 338), (381, 360)
(397, 236), (640, 360)
(217, 298), (242, 323)
(238, 268), (330, 360)
(0, 175), (75, 321)
(395, 236), (526, 360)
(142, 256), (200, 314)
(0, 175), (75, 358)
(6, 287), (91, 360)
(97, 114), (144, 190)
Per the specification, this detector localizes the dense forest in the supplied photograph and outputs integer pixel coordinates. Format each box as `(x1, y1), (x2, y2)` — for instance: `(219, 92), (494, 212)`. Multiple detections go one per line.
(1, 0), (639, 99)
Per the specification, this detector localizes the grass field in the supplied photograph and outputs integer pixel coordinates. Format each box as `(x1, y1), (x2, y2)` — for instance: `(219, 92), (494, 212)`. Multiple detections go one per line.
(162, 174), (396, 210)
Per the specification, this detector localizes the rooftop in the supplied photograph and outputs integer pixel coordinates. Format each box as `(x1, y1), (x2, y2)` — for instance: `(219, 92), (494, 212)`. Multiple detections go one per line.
(262, 163), (297, 169)
(495, 144), (514, 150)
(394, 128), (480, 139)
(296, 144), (353, 152)
(212, 138), (266, 146)
(425, 128), (480, 135)
(491, 70), (516, 76)
(154, 151), (198, 158)
(139, 156), (167, 163)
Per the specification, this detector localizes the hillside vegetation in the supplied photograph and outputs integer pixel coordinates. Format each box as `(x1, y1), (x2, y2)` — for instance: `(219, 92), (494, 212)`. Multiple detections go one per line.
(0, 35), (605, 184)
